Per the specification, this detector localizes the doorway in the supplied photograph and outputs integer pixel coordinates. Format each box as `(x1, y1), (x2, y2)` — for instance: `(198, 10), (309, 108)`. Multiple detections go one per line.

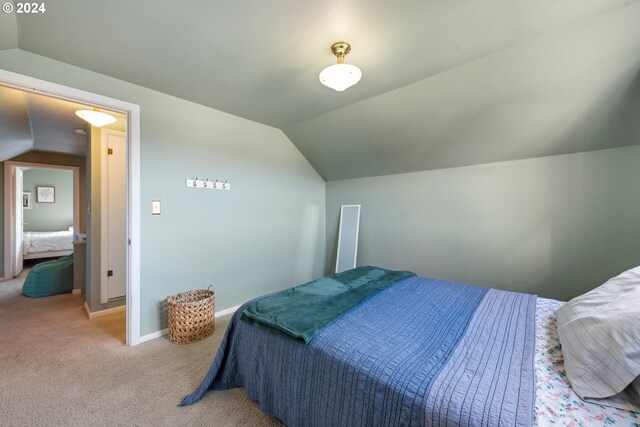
(2, 88), (128, 337)
(0, 69), (141, 346)
(6, 162), (80, 277)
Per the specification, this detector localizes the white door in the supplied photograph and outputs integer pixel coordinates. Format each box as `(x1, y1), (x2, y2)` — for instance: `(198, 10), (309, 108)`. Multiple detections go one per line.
(101, 130), (127, 302)
(14, 168), (24, 277)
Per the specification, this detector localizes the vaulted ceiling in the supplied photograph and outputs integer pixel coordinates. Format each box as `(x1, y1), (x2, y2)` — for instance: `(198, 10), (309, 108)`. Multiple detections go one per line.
(3, 0), (640, 179)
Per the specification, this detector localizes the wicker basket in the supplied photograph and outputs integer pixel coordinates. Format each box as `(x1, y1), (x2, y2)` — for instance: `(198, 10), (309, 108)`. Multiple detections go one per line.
(167, 288), (215, 344)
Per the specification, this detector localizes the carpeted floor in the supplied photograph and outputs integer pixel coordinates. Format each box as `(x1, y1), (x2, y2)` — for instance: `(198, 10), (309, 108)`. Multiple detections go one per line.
(0, 271), (283, 426)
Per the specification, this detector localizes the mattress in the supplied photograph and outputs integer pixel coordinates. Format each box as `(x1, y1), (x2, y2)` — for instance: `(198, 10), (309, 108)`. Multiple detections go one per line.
(534, 298), (639, 425)
(185, 281), (640, 425)
(22, 230), (73, 255)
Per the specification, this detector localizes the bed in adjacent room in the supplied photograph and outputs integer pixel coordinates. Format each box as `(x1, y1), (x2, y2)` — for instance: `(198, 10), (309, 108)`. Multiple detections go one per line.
(22, 229), (74, 260)
(182, 266), (640, 426)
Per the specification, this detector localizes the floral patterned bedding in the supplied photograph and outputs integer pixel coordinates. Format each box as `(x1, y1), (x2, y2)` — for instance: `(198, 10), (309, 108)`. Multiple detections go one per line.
(535, 298), (640, 426)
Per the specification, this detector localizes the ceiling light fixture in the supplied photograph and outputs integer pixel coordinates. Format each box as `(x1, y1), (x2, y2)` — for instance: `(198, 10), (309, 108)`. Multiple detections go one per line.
(319, 42), (362, 92)
(75, 108), (117, 127)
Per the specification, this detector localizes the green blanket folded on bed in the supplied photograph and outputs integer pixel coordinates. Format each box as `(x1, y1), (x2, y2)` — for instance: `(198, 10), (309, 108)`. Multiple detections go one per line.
(241, 266), (415, 343)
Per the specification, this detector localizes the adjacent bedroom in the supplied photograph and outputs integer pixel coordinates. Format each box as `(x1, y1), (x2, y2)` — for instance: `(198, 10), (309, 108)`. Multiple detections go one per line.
(20, 167), (74, 266)
(1, 1), (639, 426)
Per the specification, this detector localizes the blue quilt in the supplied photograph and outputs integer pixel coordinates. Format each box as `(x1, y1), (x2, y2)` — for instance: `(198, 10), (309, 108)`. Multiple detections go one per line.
(181, 276), (537, 427)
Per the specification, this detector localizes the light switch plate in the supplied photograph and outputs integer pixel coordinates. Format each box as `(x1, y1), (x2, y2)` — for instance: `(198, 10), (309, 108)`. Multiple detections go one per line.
(151, 200), (161, 215)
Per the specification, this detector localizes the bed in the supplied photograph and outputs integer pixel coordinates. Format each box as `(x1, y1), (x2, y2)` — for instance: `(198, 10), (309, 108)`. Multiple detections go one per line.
(182, 268), (640, 426)
(22, 230), (74, 260)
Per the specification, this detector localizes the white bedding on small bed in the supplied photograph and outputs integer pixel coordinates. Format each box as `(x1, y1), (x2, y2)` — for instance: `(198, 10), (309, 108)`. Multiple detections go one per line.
(22, 230), (73, 255)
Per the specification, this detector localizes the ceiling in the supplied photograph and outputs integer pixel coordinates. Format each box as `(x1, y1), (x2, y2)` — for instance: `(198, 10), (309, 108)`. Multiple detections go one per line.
(0, 85), (127, 161)
(5, 0), (640, 179)
(0, 85), (32, 160)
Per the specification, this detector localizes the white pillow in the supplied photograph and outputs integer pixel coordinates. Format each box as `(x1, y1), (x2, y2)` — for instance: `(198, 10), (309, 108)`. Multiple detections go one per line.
(555, 266), (640, 412)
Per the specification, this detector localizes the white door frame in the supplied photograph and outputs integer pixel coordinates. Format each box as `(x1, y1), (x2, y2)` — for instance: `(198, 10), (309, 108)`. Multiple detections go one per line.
(0, 68), (142, 346)
(13, 166), (24, 276)
(4, 161), (80, 276)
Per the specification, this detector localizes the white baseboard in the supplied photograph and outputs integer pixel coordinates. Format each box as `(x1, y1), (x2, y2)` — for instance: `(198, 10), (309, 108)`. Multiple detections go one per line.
(84, 302), (126, 319)
(139, 328), (168, 344)
(72, 289), (82, 295)
(138, 304), (241, 344)
(215, 304), (241, 318)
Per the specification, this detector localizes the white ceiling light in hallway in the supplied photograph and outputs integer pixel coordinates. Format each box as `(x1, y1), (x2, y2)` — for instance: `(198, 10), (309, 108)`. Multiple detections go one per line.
(75, 108), (117, 127)
(319, 42), (362, 92)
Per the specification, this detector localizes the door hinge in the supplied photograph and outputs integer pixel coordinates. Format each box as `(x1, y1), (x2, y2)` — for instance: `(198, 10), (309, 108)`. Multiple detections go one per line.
(108, 148), (113, 155)
(107, 270), (114, 277)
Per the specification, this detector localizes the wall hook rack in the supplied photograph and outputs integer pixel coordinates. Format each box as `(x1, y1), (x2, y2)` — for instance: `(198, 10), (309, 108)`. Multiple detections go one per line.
(185, 177), (231, 191)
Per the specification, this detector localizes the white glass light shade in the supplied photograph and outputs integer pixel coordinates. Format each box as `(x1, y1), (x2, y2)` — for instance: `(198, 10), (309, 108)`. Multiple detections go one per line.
(319, 64), (362, 92)
(75, 110), (117, 127)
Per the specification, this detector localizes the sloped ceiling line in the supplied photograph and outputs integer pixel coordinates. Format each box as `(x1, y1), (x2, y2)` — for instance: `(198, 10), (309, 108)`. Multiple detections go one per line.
(23, 92), (35, 144)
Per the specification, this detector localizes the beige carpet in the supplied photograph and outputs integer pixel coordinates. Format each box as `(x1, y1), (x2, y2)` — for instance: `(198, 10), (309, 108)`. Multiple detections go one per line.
(0, 271), (283, 427)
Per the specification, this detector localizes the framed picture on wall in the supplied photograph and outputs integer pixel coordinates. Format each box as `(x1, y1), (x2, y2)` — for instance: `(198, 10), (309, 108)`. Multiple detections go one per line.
(22, 192), (32, 209)
(36, 186), (55, 203)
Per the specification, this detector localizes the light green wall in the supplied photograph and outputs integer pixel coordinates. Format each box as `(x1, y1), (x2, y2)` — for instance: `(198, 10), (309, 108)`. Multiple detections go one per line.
(22, 168), (73, 231)
(0, 49), (326, 335)
(326, 145), (640, 302)
(8, 151), (87, 232)
(3, 47), (638, 336)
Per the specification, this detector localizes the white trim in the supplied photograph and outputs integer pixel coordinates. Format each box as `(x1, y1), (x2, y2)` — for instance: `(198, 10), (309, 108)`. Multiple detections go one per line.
(100, 128), (107, 304)
(0, 69), (142, 346)
(72, 288), (82, 295)
(215, 304), (241, 318)
(84, 301), (126, 319)
(2, 164), (12, 281)
(139, 328), (168, 344)
(3, 161), (80, 280)
(138, 305), (241, 344)
(127, 106), (141, 346)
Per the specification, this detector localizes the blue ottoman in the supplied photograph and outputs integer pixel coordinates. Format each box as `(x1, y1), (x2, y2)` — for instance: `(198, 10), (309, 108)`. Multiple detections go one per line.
(22, 254), (74, 298)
